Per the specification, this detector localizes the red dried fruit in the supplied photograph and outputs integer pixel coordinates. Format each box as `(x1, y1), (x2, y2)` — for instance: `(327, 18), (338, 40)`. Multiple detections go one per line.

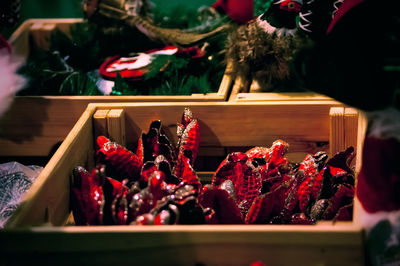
(318, 147), (355, 202)
(134, 213), (155, 225)
(333, 203), (353, 222)
(245, 182), (287, 224)
(218, 179), (236, 200)
(212, 152), (263, 216)
(103, 175), (129, 225)
(264, 140), (290, 179)
(141, 155), (180, 185)
(175, 108), (200, 180)
(267, 140), (289, 164)
(322, 184), (355, 220)
(174, 150), (201, 187)
(311, 168), (325, 201)
(280, 171), (305, 221)
(309, 199), (329, 221)
(326, 146), (355, 174)
(154, 209), (173, 225)
(71, 165), (106, 225)
(176, 108), (200, 162)
(140, 162), (159, 183)
(96, 136), (143, 182)
(212, 152), (248, 186)
(135, 136), (144, 163)
(141, 120), (175, 164)
(245, 146), (270, 161)
(297, 152), (328, 213)
(290, 213), (314, 225)
(127, 189), (155, 221)
(297, 177), (313, 214)
(148, 170), (167, 201)
(144, 184), (201, 225)
(111, 191), (128, 225)
(198, 185), (244, 224)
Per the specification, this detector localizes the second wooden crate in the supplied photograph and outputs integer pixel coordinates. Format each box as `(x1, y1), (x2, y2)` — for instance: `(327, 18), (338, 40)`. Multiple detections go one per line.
(0, 19), (233, 158)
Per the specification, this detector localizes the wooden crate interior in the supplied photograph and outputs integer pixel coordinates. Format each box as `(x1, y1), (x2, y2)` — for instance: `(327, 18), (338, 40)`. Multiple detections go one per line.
(6, 102), (364, 227)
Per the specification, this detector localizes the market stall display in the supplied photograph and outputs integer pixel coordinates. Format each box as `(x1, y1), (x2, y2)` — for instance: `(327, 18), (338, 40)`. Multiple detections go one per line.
(1, 102), (365, 266)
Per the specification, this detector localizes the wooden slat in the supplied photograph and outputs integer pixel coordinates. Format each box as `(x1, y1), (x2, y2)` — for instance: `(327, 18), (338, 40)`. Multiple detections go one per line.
(344, 108), (359, 167)
(1, 224), (363, 266)
(233, 92), (343, 103)
(0, 97), (228, 157)
(93, 109), (109, 138)
(29, 22), (56, 51)
(355, 111), (367, 174)
(329, 107), (345, 157)
(107, 109), (125, 146)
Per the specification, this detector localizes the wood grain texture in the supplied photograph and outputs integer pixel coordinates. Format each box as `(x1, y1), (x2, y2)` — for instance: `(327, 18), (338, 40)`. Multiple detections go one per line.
(329, 107), (345, 157)
(0, 224), (364, 266)
(93, 109), (110, 138)
(107, 109), (125, 146)
(344, 108), (359, 164)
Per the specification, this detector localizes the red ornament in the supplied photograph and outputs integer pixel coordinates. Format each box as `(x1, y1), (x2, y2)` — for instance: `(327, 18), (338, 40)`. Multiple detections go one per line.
(99, 46), (178, 81)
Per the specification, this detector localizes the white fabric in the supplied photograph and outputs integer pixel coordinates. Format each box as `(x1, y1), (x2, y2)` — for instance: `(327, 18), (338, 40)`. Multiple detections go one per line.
(0, 49), (26, 117)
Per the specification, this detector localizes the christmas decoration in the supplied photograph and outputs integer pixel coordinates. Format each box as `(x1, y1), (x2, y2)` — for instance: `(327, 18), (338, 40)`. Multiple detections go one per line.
(212, 0), (254, 24)
(83, 0), (231, 48)
(226, 0), (309, 93)
(17, 2), (229, 96)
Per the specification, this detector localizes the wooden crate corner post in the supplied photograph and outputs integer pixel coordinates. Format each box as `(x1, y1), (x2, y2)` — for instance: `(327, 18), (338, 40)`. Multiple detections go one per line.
(106, 109), (126, 146)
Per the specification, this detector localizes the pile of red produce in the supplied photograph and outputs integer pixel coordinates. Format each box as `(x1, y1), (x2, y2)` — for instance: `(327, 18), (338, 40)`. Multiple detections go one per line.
(70, 108), (355, 225)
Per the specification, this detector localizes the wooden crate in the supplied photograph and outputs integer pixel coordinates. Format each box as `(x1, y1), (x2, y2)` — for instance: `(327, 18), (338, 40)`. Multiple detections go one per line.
(1, 102), (366, 266)
(0, 19), (232, 157)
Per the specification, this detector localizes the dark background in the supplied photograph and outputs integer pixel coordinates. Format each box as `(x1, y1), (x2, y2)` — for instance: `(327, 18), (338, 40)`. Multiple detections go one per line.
(2, 0), (215, 38)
